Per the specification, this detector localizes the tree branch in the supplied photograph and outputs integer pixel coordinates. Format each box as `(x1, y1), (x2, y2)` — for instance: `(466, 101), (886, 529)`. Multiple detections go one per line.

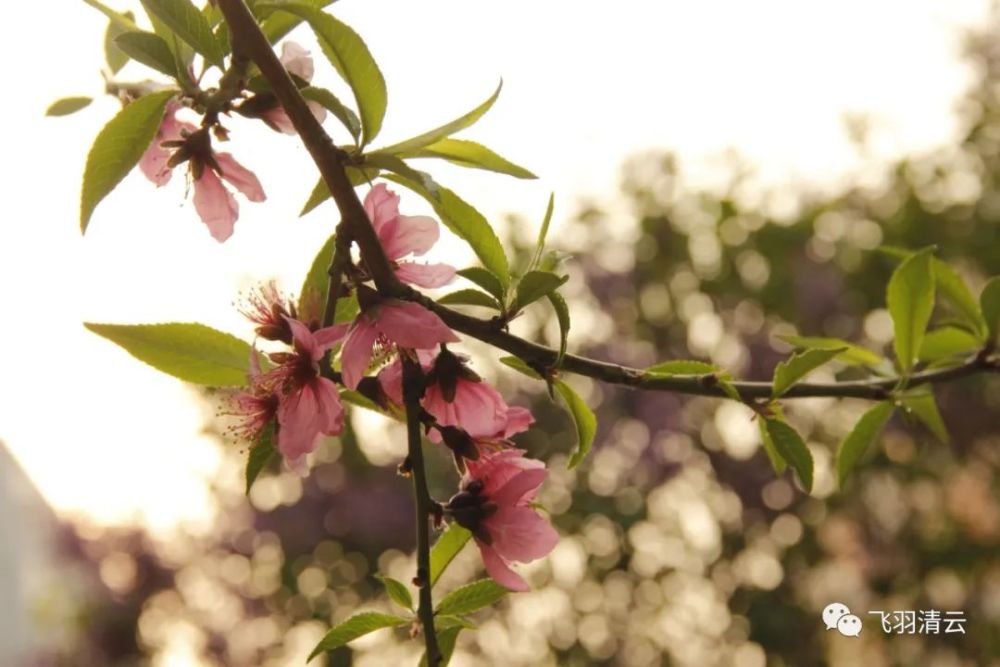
(217, 0), (999, 405)
(402, 355), (441, 666)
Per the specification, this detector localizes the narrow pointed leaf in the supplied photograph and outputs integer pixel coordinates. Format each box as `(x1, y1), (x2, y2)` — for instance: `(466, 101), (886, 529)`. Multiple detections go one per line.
(556, 379), (597, 468)
(104, 11), (135, 73)
(457, 267), (505, 302)
(764, 418), (813, 492)
(438, 289), (501, 309)
(778, 334), (883, 367)
(435, 579), (510, 616)
(514, 271), (567, 311)
(981, 276), (1000, 343)
(82, 0), (141, 31)
(430, 523), (472, 587)
(307, 612), (408, 660)
(261, 3), (386, 144)
(887, 248), (935, 373)
(245, 424), (276, 494)
(300, 85), (361, 141)
(384, 174), (510, 285)
(758, 418), (787, 474)
(836, 401), (894, 487)
(115, 31), (178, 77)
(530, 194), (556, 272)
(258, 0), (337, 43)
(46, 96), (93, 117)
(400, 138), (536, 179)
(771, 347), (844, 398)
(547, 291), (570, 366)
(364, 155), (440, 198)
(918, 326), (980, 362)
(930, 259), (987, 338)
(84, 322), (252, 386)
(375, 575), (414, 612)
(139, 0), (224, 68)
(300, 167), (378, 216)
(646, 360), (719, 375)
(80, 90), (177, 231)
(499, 356), (543, 380)
(378, 81), (502, 155)
(901, 391), (949, 443)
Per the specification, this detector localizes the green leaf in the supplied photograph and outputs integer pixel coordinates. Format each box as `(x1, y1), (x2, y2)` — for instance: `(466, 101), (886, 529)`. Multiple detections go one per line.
(258, 0), (337, 43)
(758, 418), (787, 474)
(438, 289), (501, 309)
(547, 291), (570, 366)
(378, 81), (502, 155)
(764, 418), (813, 492)
(104, 11), (135, 73)
(646, 360), (719, 375)
(364, 155), (440, 198)
(499, 356), (543, 380)
(435, 579), (510, 616)
(418, 626), (462, 667)
(84, 322), (253, 386)
(262, 3), (386, 145)
(46, 96), (93, 117)
(300, 85), (362, 141)
(82, 0), (141, 31)
(900, 391), (949, 443)
(430, 524), (472, 587)
(555, 379), (597, 468)
(529, 194), (555, 273)
(435, 615), (477, 630)
(514, 271), (567, 311)
(384, 174), (510, 286)
(297, 235), (358, 326)
(836, 401), (895, 487)
(308, 612), (408, 660)
(399, 138), (536, 179)
(245, 424), (276, 494)
(80, 90), (177, 232)
(457, 267), (506, 302)
(931, 259), (987, 339)
(299, 166), (377, 216)
(887, 248), (936, 373)
(114, 31), (178, 77)
(981, 276), (1000, 344)
(139, 0), (224, 68)
(778, 334), (883, 367)
(771, 347), (844, 399)
(918, 326), (980, 362)
(339, 389), (381, 413)
(375, 575), (414, 612)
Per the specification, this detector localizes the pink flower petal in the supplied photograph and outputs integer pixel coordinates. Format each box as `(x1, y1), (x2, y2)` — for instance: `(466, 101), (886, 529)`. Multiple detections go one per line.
(364, 183), (400, 236)
(276, 377), (344, 465)
(286, 317), (319, 358)
(485, 505), (560, 562)
(478, 543), (528, 592)
(215, 153), (266, 203)
(376, 301), (458, 350)
(192, 168), (238, 242)
(491, 468), (547, 507)
(340, 317), (380, 389)
(377, 357), (404, 405)
(262, 107), (296, 135)
(499, 406), (535, 438)
(280, 41), (314, 81)
(380, 214), (440, 259)
(312, 323), (349, 350)
(394, 261), (456, 288)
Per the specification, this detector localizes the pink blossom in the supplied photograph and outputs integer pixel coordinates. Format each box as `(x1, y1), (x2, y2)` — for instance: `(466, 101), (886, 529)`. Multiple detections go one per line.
(261, 41), (327, 134)
(341, 293), (458, 389)
(139, 100), (194, 186)
(192, 152), (266, 242)
(364, 184), (456, 288)
(447, 449), (559, 591)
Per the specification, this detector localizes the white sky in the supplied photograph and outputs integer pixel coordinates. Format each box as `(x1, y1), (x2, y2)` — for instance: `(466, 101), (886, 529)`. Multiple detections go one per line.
(0, 0), (988, 531)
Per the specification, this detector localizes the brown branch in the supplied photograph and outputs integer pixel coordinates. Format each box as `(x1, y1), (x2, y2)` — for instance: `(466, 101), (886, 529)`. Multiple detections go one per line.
(217, 0), (999, 405)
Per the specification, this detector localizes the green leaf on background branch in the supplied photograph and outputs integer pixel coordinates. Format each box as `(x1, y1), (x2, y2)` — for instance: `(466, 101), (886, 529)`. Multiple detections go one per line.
(499, 356), (543, 380)
(763, 418), (814, 493)
(556, 379), (597, 468)
(84, 322), (253, 386)
(298, 234), (359, 325)
(104, 10), (135, 73)
(299, 166), (378, 216)
(771, 347), (844, 399)
(835, 401), (895, 487)
(430, 523), (472, 587)
(981, 275), (1000, 344)
(929, 259), (988, 339)
(46, 97), (93, 117)
(435, 579), (510, 616)
(457, 267), (506, 302)
(80, 90), (177, 231)
(257, 0), (337, 43)
(114, 31), (178, 78)
(900, 391), (949, 443)
(384, 174), (511, 286)
(82, 0), (142, 32)
(917, 326), (981, 362)
(245, 424), (276, 494)
(376, 574), (414, 612)
(777, 334), (884, 368)
(300, 85), (362, 141)
(139, 0), (224, 68)
(364, 155), (441, 198)
(513, 270), (567, 311)
(377, 81), (502, 155)
(758, 418), (787, 474)
(886, 248), (936, 374)
(261, 2), (387, 145)
(646, 360), (721, 376)
(398, 138), (536, 179)
(438, 289), (502, 310)
(308, 612), (409, 660)
(547, 291), (571, 367)
(529, 194), (556, 273)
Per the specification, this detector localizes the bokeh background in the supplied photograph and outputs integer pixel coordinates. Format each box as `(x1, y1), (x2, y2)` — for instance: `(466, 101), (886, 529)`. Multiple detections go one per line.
(2, 0), (999, 665)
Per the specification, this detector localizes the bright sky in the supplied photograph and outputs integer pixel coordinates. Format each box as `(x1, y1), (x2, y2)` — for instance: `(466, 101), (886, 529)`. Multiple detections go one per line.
(0, 0), (988, 532)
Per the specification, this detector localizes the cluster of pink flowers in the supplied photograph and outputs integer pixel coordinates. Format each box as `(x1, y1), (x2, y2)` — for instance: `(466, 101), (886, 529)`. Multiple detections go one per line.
(228, 183), (559, 590)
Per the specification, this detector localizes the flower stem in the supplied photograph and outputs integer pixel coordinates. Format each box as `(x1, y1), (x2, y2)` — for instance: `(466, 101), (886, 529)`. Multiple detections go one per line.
(402, 354), (442, 666)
